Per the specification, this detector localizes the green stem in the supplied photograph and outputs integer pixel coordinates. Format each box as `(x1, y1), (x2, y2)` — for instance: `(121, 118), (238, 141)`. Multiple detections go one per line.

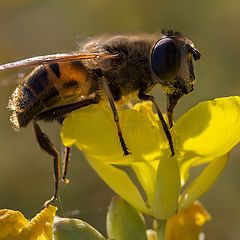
(154, 219), (167, 240)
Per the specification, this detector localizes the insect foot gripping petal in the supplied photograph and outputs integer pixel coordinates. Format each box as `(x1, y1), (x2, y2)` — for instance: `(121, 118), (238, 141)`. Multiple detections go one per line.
(138, 91), (175, 156)
(152, 99), (175, 156)
(44, 196), (57, 208)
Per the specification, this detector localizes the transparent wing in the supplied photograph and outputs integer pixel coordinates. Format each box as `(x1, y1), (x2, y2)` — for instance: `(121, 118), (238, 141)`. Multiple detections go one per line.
(0, 52), (118, 71)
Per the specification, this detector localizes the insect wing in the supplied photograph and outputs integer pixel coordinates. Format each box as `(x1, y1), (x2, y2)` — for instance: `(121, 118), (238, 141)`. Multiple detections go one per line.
(0, 52), (118, 70)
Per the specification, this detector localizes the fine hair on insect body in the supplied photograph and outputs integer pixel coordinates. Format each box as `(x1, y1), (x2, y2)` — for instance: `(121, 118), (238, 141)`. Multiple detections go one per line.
(0, 29), (200, 206)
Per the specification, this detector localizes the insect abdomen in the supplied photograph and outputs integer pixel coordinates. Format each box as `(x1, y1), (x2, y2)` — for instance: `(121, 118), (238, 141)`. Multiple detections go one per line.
(8, 66), (59, 129)
(8, 84), (45, 129)
(9, 61), (93, 129)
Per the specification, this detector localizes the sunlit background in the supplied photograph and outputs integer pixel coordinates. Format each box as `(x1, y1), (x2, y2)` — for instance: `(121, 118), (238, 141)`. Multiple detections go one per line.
(0, 0), (239, 239)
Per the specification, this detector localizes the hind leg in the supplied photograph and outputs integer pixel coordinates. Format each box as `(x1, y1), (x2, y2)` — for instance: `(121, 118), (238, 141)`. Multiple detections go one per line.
(33, 120), (60, 207)
(33, 96), (99, 206)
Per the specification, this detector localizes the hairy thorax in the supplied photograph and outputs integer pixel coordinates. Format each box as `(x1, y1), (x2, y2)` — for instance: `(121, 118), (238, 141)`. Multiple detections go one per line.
(81, 34), (157, 101)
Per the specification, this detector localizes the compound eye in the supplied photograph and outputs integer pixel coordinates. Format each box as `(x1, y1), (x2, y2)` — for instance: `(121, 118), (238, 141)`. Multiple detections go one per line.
(151, 38), (181, 81)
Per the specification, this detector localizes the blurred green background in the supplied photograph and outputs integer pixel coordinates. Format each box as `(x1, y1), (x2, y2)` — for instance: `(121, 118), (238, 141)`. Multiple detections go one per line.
(0, 0), (239, 239)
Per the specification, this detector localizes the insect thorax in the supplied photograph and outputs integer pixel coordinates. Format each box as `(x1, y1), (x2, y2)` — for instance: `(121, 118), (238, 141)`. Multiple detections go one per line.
(84, 35), (156, 101)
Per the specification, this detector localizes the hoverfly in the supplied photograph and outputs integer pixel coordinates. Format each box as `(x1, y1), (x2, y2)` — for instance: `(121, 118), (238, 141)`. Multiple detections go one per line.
(0, 30), (200, 206)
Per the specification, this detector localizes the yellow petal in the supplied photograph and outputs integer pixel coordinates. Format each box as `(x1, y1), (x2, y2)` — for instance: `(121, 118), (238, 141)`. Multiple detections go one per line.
(152, 155), (180, 219)
(17, 205), (57, 240)
(0, 209), (28, 239)
(61, 103), (167, 165)
(87, 157), (151, 215)
(0, 206), (56, 240)
(165, 201), (211, 240)
(173, 96), (240, 157)
(146, 229), (157, 240)
(131, 161), (158, 206)
(179, 154), (228, 211)
(179, 155), (216, 185)
(133, 102), (159, 128)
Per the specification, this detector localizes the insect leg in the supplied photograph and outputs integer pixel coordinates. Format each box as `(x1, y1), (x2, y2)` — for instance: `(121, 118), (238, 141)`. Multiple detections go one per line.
(95, 69), (130, 156)
(62, 146), (71, 184)
(56, 119), (71, 184)
(32, 120), (60, 207)
(35, 96), (100, 120)
(167, 94), (182, 128)
(35, 96), (100, 185)
(138, 91), (174, 156)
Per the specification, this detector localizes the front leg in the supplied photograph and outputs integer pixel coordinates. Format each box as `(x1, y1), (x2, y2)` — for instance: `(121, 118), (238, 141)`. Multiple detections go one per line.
(138, 90), (175, 156)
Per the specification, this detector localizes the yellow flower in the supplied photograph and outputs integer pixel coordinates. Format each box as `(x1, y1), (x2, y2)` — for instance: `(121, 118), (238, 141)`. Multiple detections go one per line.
(0, 206), (106, 240)
(0, 205), (56, 240)
(61, 96), (240, 219)
(165, 201), (211, 240)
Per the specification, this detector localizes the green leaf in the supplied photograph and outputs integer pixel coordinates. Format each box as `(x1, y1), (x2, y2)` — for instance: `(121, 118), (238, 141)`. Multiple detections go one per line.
(107, 196), (147, 240)
(53, 217), (106, 240)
